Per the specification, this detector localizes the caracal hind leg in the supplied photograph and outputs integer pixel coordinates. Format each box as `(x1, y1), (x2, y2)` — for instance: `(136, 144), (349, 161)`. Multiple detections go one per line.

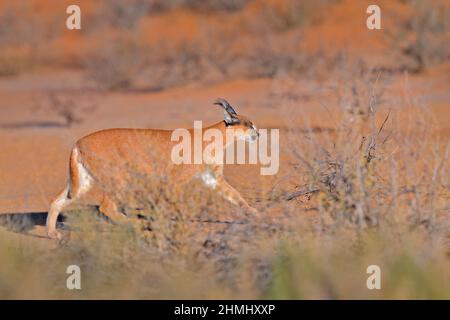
(47, 146), (95, 239)
(99, 195), (128, 225)
(47, 186), (71, 239)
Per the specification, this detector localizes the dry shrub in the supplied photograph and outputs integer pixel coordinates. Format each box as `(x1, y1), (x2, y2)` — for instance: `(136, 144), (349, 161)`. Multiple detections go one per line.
(407, 0), (450, 70)
(42, 92), (99, 127)
(0, 11), (37, 77)
(391, 0), (450, 72)
(256, 0), (340, 32)
(0, 49), (35, 77)
(0, 2), (62, 75)
(84, 33), (149, 90)
(157, 40), (206, 88)
(185, 0), (250, 12)
(104, 0), (151, 29)
(143, 0), (251, 13)
(280, 68), (448, 239)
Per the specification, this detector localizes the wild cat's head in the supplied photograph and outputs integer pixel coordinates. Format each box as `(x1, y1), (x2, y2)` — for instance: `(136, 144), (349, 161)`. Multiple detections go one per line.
(214, 98), (259, 143)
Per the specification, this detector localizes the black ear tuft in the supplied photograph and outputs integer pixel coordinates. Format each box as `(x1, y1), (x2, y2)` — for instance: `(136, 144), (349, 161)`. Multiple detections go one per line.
(214, 98), (237, 116)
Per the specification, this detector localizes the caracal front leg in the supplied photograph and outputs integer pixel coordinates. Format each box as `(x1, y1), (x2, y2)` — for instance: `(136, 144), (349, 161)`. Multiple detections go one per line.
(216, 176), (258, 215)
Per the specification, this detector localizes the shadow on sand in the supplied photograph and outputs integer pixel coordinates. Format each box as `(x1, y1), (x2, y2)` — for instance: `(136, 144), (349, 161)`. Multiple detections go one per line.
(0, 212), (65, 238)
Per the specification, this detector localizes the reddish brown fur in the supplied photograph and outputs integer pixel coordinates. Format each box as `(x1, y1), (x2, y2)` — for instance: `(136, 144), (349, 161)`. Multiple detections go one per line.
(46, 114), (258, 239)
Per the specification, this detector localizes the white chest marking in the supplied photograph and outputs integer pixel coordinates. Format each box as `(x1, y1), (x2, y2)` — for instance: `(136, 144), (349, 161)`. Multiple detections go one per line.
(199, 170), (217, 189)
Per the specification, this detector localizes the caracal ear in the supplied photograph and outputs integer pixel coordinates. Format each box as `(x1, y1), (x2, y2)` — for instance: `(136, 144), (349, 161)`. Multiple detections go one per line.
(214, 98), (239, 125)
